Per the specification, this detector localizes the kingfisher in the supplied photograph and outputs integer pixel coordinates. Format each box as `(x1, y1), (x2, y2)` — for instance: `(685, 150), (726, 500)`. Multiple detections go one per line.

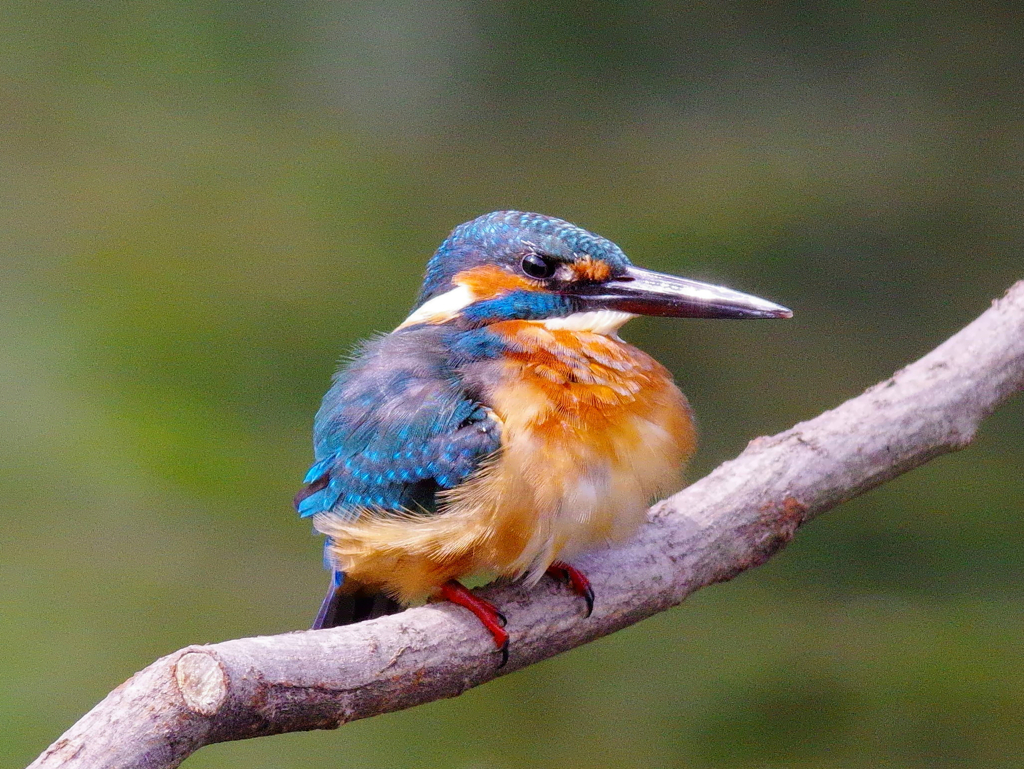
(295, 211), (791, 664)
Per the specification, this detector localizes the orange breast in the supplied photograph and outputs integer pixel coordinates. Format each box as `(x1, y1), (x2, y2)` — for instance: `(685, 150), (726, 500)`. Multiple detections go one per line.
(446, 320), (696, 581)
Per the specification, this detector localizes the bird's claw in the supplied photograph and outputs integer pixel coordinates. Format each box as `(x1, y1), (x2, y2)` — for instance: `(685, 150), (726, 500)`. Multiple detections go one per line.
(439, 580), (511, 666)
(547, 561), (595, 618)
(579, 584), (595, 619)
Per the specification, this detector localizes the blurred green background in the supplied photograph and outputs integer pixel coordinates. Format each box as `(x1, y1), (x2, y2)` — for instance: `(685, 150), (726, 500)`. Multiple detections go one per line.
(2, 2), (1022, 767)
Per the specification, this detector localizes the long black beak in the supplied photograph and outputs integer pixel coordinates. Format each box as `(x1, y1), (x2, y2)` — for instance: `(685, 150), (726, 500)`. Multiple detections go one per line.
(573, 265), (793, 320)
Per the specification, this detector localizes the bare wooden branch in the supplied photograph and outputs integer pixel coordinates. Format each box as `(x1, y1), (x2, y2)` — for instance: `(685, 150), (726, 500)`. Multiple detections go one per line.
(31, 281), (1024, 769)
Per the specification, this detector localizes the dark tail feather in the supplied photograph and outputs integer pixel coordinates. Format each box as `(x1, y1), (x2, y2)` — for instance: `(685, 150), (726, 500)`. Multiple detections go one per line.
(313, 571), (404, 629)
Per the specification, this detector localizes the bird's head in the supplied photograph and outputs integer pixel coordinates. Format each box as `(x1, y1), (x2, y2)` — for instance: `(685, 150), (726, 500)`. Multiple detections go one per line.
(398, 211), (791, 332)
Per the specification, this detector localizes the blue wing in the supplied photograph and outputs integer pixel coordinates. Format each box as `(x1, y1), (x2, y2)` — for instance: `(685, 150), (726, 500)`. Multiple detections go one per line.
(295, 326), (501, 520)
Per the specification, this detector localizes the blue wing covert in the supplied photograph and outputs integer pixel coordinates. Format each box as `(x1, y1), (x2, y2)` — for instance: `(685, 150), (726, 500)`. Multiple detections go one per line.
(295, 325), (502, 521)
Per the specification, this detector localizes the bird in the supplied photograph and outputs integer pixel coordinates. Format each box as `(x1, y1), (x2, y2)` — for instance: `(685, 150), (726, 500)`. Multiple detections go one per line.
(295, 210), (791, 665)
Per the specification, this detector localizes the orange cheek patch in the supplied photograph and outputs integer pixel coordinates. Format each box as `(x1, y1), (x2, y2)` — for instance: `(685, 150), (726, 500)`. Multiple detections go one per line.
(454, 264), (537, 300)
(571, 256), (612, 282)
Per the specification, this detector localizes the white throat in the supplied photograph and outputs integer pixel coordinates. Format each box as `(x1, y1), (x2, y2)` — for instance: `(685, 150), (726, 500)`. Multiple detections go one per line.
(540, 310), (636, 335)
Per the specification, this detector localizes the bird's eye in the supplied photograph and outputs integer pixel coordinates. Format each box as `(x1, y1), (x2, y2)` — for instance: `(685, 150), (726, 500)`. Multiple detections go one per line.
(521, 253), (557, 279)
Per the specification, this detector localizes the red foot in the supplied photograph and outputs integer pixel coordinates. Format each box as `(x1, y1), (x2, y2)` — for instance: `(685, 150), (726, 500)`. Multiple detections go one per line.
(546, 561), (595, 617)
(439, 580), (510, 667)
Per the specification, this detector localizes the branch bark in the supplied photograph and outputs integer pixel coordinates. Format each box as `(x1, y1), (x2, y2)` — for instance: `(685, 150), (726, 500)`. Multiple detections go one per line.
(32, 281), (1024, 769)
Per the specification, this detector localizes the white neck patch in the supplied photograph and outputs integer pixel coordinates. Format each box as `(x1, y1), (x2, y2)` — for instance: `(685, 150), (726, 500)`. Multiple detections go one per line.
(397, 286), (636, 337)
(396, 284), (477, 330)
(540, 310), (636, 335)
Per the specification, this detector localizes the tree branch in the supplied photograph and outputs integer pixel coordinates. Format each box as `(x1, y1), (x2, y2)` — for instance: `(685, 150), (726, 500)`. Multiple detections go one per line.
(31, 281), (1024, 769)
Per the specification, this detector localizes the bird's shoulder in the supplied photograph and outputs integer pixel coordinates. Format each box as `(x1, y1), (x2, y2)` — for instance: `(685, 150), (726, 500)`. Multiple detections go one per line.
(296, 325), (501, 519)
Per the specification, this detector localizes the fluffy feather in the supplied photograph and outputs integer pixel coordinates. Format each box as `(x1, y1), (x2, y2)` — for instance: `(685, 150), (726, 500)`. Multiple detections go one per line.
(313, 321), (694, 603)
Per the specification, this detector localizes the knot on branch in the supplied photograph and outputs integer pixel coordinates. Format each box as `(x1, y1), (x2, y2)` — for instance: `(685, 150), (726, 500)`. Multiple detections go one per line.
(174, 651), (227, 717)
(716, 496), (807, 584)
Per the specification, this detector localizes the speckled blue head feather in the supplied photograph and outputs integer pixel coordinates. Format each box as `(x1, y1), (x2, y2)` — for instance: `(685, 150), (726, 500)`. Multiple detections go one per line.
(414, 211), (633, 308)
